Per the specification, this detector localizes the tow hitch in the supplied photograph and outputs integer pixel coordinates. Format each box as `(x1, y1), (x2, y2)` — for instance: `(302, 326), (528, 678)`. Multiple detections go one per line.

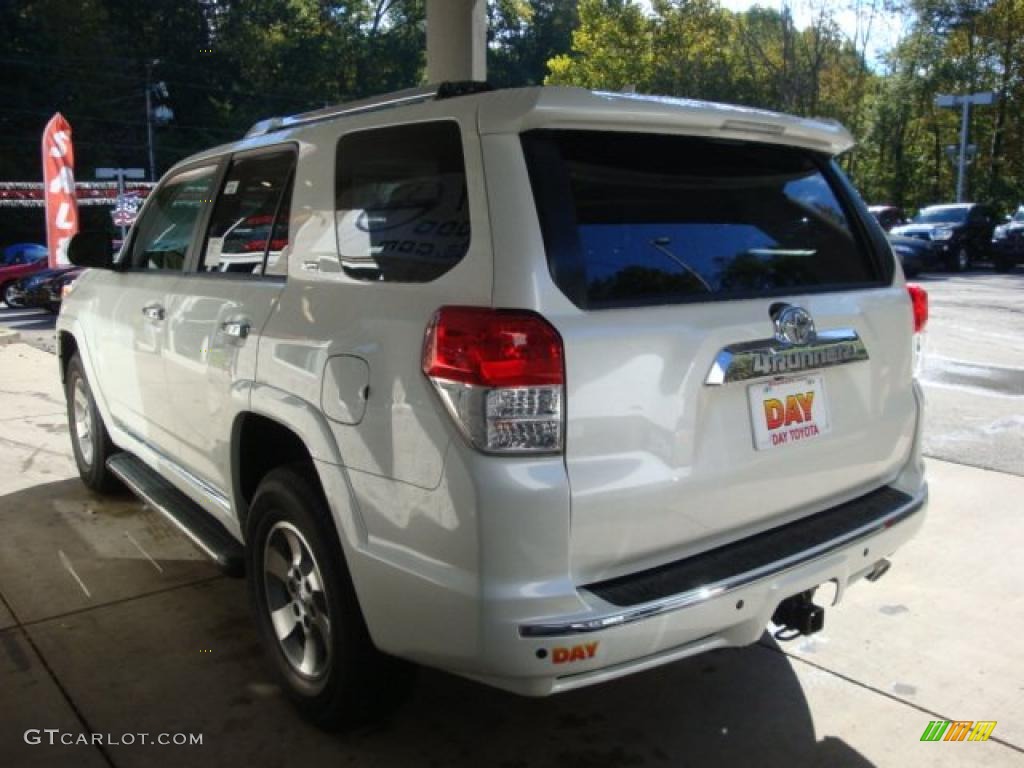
(772, 590), (825, 639)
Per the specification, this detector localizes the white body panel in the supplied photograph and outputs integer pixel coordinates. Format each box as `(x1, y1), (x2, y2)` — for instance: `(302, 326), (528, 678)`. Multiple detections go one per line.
(57, 86), (926, 696)
(82, 272), (182, 453)
(164, 276), (284, 507)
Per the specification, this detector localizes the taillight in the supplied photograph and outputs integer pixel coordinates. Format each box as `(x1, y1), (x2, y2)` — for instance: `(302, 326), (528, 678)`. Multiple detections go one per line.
(907, 284), (928, 333)
(423, 306), (564, 453)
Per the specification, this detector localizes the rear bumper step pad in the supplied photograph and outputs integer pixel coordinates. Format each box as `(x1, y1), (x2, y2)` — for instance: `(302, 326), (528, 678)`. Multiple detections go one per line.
(586, 486), (916, 608)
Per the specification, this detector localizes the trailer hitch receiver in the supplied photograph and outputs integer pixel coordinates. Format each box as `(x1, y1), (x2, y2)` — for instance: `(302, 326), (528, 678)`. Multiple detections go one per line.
(772, 590), (825, 638)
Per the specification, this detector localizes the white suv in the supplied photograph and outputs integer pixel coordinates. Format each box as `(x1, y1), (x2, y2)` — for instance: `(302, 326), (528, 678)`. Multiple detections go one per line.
(58, 84), (928, 728)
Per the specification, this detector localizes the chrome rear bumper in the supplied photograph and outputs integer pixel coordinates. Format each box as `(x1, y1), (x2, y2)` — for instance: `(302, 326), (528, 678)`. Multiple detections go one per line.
(520, 484), (926, 638)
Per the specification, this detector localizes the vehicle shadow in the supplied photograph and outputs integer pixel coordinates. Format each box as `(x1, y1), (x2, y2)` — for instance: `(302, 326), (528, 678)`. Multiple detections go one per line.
(0, 477), (877, 768)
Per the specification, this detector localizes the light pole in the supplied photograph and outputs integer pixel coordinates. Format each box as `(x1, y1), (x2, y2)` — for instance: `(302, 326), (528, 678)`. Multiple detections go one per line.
(935, 91), (996, 202)
(144, 60), (172, 182)
(145, 61), (156, 181)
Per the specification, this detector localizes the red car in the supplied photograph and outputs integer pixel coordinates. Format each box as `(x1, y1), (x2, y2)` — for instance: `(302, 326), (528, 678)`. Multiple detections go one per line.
(0, 251), (49, 306)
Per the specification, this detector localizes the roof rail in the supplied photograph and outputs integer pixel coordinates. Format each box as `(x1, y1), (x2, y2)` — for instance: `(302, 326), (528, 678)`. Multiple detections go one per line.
(244, 81), (493, 139)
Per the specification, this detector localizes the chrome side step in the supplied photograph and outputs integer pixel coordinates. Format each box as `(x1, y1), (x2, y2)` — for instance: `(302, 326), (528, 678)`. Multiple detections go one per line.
(107, 453), (244, 575)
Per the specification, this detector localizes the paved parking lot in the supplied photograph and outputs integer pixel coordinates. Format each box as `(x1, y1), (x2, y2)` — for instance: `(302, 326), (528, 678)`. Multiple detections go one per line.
(1, 270), (1022, 767)
(916, 271), (1024, 476)
(0, 305), (58, 354)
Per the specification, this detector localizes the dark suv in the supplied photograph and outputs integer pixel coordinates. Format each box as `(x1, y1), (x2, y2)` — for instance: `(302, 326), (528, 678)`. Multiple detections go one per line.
(992, 205), (1024, 272)
(891, 203), (997, 272)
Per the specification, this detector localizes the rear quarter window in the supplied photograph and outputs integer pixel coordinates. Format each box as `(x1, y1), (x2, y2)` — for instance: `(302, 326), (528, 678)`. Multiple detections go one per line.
(335, 121), (470, 283)
(521, 130), (884, 309)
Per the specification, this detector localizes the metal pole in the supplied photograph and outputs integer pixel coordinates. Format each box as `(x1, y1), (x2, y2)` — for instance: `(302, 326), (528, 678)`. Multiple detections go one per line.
(957, 99), (970, 202)
(426, 0), (487, 82)
(145, 65), (156, 181)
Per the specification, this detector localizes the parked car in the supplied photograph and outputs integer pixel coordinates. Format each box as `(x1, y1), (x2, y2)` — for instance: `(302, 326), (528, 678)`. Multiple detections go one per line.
(889, 234), (942, 277)
(15, 266), (83, 312)
(991, 205), (1024, 272)
(891, 202), (997, 271)
(1, 242), (47, 266)
(58, 84), (928, 728)
(0, 249), (48, 306)
(868, 205), (906, 231)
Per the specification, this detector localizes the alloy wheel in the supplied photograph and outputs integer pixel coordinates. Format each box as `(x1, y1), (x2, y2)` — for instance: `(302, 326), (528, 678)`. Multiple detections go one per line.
(263, 521), (332, 680)
(72, 377), (94, 467)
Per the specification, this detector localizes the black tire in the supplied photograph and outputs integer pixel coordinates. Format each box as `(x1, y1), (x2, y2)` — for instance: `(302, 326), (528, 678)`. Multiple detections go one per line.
(1, 282), (17, 307)
(949, 245), (971, 273)
(247, 465), (413, 730)
(65, 352), (121, 493)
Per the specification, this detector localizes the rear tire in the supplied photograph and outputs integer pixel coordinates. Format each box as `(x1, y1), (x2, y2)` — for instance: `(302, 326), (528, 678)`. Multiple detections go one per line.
(247, 465), (413, 730)
(65, 353), (121, 493)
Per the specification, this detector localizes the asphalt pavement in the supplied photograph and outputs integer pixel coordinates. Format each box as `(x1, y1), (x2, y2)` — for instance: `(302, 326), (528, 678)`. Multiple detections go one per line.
(915, 270), (1024, 475)
(0, 305), (58, 354)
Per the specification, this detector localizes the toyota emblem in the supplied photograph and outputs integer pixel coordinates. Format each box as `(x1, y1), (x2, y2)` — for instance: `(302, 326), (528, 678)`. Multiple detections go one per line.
(774, 305), (816, 346)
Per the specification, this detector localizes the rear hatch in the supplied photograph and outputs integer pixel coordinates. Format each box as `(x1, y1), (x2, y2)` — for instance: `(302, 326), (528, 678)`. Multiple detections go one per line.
(521, 129), (916, 584)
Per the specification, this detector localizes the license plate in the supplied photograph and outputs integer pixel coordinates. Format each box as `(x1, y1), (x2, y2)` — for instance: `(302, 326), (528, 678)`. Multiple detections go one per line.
(748, 374), (831, 451)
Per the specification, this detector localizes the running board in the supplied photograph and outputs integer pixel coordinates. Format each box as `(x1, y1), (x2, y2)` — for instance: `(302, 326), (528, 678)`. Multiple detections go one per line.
(107, 453), (244, 575)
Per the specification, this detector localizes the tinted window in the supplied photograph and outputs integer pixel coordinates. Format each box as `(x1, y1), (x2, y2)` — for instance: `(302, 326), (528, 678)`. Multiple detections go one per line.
(335, 121), (469, 282)
(201, 149), (295, 276)
(914, 207), (968, 224)
(128, 165), (217, 271)
(522, 131), (880, 309)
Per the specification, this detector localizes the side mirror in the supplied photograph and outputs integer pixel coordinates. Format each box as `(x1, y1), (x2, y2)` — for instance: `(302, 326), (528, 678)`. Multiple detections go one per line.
(67, 232), (115, 269)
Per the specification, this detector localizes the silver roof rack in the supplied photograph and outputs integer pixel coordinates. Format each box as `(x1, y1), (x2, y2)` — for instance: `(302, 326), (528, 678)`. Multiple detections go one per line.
(244, 82), (492, 139)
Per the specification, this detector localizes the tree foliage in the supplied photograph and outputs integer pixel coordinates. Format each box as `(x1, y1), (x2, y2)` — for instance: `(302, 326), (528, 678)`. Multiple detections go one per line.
(1, 0), (1023, 230)
(547, 0), (1024, 213)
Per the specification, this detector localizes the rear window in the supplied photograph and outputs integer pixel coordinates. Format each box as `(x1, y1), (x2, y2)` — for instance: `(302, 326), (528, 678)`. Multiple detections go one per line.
(521, 130), (883, 309)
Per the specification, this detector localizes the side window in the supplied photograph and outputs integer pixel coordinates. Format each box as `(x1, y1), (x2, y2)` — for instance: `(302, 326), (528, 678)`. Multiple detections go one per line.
(201, 149), (296, 276)
(335, 121), (470, 283)
(127, 165), (217, 271)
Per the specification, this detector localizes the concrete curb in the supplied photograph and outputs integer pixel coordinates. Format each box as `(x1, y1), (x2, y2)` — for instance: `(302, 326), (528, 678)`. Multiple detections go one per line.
(0, 325), (21, 346)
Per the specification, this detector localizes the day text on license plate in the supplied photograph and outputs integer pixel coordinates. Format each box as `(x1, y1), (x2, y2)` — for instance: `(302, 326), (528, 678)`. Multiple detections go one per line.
(748, 374), (831, 451)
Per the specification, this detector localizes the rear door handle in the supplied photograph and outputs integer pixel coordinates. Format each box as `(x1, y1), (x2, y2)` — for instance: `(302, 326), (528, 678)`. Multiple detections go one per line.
(220, 319), (251, 339)
(142, 304), (165, 322)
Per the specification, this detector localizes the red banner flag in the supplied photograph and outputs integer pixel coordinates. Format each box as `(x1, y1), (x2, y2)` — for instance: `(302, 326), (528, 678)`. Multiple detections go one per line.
(42, 113), (79, 267)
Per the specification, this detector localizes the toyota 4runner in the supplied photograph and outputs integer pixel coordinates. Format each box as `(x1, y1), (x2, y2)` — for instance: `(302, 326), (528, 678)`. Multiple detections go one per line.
(58, 83), (928, 728)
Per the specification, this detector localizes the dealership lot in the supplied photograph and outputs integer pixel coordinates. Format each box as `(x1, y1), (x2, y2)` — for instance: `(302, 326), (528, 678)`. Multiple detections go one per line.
(1, 269), (1022, 767)
(916, 271), (1024, 476)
